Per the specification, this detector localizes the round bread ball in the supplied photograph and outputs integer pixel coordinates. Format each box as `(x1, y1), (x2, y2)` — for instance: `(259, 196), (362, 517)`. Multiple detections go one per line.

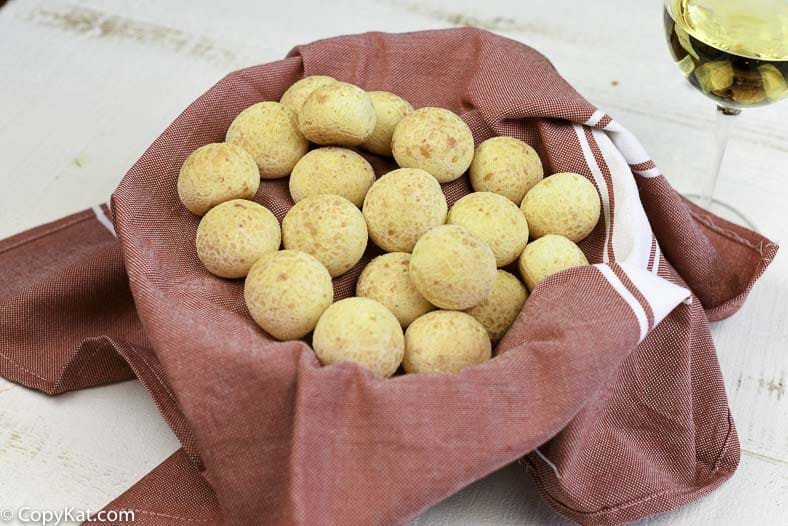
(289, 147), (375, 207)
(282, 194), (367, 277)
(521, 172), (601, 242)
(177, 143), (260, 216)
(403, 311), (491, 374)
(313, 297), (404, 377)
(196, 199), (281, 278)
(518, 234), (589, 291)
(446, 192), (529, 267)
(226, 102), (308, 179)
(409, 225), (497, 310)
(391, 107), (474, 183)
(299, 82), (376, 146)
(244, 250), (333, 340)
(465, 270), (528, 341)
(470, 137), (544, 204)
(362, 91), (414, 157)
(356, 252), (435, 328)
(362, 168), (448, 252)
(279, 75), (336, 114)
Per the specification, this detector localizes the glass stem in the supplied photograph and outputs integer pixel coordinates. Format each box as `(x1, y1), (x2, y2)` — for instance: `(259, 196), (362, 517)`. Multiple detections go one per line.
(703, 105), (740, 208)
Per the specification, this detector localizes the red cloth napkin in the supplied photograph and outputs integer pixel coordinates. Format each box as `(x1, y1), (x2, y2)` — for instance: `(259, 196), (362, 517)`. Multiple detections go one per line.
(0, 28), (777, 525)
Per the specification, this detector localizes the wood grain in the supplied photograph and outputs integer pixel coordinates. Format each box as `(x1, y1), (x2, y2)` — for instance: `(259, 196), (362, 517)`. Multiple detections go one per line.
(0, 0), (785, 524)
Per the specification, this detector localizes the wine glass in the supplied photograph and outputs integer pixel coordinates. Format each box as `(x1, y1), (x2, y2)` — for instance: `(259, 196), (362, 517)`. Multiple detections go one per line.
(663, 0), (788, 228)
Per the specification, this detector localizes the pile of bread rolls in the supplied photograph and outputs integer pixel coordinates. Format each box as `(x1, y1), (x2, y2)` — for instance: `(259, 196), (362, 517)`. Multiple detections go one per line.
(177, 76), (601, 377)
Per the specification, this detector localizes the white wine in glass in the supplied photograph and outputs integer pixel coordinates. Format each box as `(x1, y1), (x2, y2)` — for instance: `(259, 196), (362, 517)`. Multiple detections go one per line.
(663, 0), (788, 227)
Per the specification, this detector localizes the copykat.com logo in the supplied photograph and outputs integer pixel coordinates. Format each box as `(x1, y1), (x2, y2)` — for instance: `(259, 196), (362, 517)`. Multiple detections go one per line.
(0, 507), (135, 525)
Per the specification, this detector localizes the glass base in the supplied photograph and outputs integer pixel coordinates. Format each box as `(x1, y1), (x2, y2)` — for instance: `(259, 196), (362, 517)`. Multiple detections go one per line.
(684, 194), (758, 231)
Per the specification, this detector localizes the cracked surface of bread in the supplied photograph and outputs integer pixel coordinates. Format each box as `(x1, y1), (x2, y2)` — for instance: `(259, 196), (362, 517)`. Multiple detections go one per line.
(469, 136), (544, 204)
(298, 81), (376, 146)
(391, 107), (474, 183)
(409, 224), (496, 310)
(362, 168), (448, 253)
(289, 147), (375, 207)
(177, 142), (260, 216)
(518, 234), (589, 291)
(356, 252), (435, 328)
(282, 194), (368, 277)
(244, 250), (333, 340)
(313, 297), (404, 377)
(403, 310), (491, 373)
(196, 199), (281, 278)
(226, 101), (308, 179)
(465, 270), (528, 341)
(362, 91), (414, 157)
(521, 172), (601, 242)
(447, 191), (529, 267)
(280, 75), (337, 115)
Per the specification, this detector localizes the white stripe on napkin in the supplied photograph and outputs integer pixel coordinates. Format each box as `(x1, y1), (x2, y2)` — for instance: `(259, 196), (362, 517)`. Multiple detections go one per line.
(533, 448), (561, 479)
(634, 167), (662, 178)
(602, 119), (655, 169)
(581, 113), (691, 340)
(92, 204), (116, 237)
(596, 264), (649, 342)
(584, 110), (607, 127)
(650, 242), (661, 274)
(617, 262), (691, 329)
(591, 128), (654, 270)
(574, 124), (611, 262)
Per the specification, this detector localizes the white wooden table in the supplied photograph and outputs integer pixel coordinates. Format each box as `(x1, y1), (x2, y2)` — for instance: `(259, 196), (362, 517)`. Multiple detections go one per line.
(1, 0), (786, 524)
